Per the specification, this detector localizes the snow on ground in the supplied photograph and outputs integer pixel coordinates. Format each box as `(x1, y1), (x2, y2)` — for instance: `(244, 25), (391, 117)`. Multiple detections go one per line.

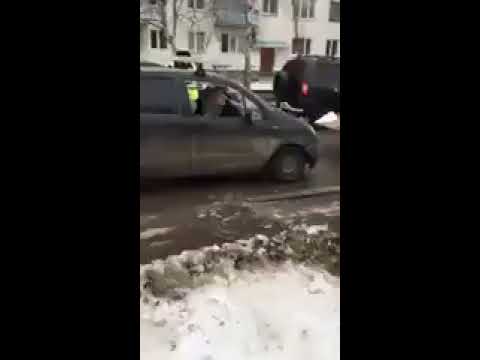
(314, 112), (340, 131)
(141, 262), (339, 360)
(140, 226), (340, 360)
(141, 227), (176, 240)
(250, 82), (273, 92)
(140, 216), (340, 360)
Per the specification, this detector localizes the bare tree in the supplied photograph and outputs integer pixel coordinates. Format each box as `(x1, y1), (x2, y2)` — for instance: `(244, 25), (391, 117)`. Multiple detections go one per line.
(140, 0), (166, 52)
(242, 0), (259, 89)
(292, 0), (300, 40)
(171, 0), (181, 50)
(291, 0), (316, 54)
(169, 0), (219, 52)
(153, 0), (178, 54)
(141, 0), (254, 86)
(242, 8), (252, 88)
(140, 0), (194, 54)
(179, 0), (220, 52)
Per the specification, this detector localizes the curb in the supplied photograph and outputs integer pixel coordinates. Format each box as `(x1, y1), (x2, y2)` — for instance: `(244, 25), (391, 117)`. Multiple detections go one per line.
(246, 186), (340, 203)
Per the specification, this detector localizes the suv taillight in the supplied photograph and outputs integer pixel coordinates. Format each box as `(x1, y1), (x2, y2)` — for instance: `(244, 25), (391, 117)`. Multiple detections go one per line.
(301, 81), (309, 96)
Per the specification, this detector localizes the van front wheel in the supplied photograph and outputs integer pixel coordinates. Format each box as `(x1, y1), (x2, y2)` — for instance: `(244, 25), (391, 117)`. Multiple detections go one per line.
(269, 148), (307, 182)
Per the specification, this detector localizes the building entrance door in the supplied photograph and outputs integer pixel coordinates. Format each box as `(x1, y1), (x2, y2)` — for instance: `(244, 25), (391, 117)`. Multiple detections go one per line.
(260, 48), (274, 73)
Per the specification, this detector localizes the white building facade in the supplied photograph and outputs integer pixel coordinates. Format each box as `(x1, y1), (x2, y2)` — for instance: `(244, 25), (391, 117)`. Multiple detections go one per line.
(140, 0), (340, 72)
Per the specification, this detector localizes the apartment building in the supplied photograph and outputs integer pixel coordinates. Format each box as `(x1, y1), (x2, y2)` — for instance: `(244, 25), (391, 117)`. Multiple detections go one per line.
(140, 0), (340, 72)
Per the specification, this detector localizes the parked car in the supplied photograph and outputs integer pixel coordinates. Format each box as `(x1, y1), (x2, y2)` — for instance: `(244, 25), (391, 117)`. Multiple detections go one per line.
(167, 50), (198, 71)
(140, 66), (319, 182)
(273, 55), (340, 122)
(140, 60), (162, 67)
(141, 50), (202, 71)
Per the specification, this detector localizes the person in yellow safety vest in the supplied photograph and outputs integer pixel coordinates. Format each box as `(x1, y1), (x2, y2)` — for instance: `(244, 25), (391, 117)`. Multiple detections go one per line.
(187, 83), (199, 101)
(187, 82), (199, 113)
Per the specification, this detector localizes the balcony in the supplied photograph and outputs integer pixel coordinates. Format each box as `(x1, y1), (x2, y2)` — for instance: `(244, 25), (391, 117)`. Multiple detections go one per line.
(140, 2), (162, 27)
(215, 9), (259, 27)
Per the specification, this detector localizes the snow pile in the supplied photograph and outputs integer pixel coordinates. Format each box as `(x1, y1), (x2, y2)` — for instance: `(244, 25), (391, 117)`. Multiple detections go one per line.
(141, 262), (340, 360)
(250, 81), (273, 92)
(314, 112), (340, 130)
(141, 228), (339, 298)
(140, 226), (340, 360)
(141, 227), (175, 240)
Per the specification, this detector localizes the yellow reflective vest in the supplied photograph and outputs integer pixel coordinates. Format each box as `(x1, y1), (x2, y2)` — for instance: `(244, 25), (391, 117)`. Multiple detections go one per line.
(187, 83), (199, 102)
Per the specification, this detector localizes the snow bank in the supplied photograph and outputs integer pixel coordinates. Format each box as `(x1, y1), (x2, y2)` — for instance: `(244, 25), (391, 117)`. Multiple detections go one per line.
(314, 112), (340, 131)
(141, 262), (339, 360)
(140, 225), (340, 360)
(140, 227), (175, 240)
(251, 82), (273, 92)
(141, 229), (339, 298)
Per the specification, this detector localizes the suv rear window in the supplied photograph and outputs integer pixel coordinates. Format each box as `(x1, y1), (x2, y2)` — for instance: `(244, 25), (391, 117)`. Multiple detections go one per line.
(285, 58), (339, 89)
(305, 62), (339, 89)
(283, 59), (305, 75)
(140, 78), (178, 114)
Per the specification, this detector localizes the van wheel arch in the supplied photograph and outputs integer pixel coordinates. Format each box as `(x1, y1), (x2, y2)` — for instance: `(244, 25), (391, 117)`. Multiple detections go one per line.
(266, 144), (313, 182)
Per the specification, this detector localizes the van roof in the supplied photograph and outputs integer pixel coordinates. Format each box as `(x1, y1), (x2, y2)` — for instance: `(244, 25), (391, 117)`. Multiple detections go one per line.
(140, 66), (196, 75)
(140, 67), (234, 84)
(140, 67), (270, 108)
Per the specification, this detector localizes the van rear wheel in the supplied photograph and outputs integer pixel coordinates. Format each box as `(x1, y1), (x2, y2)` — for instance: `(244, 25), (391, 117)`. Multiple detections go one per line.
(269, 148), (307, 182)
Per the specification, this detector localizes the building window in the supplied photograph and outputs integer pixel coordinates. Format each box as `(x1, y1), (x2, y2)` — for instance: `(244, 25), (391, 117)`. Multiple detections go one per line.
(329, 0), (340, 22)
(292, 38), (311, 55)
(150, 30), (157, 48)
(188, 0), (205, 10)
(189, 31), (206, 54)
(221, 33), (239, 53)
(326, 39), (339, 57)
(150, 29), (167, 49)
(263, 0), (278, 15)
(293, 0), (315, 19)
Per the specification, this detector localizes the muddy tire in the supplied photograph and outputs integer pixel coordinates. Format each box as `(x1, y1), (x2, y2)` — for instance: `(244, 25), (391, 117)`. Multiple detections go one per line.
(269, 147), (306, 182)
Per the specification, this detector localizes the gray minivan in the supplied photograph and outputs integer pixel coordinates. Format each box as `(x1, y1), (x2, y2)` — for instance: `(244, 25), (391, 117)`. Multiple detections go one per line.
(140, 66), (319, 182)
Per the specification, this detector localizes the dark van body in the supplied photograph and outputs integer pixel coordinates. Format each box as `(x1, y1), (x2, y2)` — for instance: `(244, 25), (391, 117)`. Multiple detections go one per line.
(140, 67), (319, 182)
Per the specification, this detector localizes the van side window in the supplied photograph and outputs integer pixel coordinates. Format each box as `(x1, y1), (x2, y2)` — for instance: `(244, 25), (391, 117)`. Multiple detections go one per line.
(140, 78), (178, 114)
(184, 81), (263, 121)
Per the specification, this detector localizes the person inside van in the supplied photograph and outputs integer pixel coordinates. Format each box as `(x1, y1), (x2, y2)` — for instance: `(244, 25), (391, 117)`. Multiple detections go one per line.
(195, 85), (252, 119)
(197, 86), (227, 118)
(222, 88), (245, 117)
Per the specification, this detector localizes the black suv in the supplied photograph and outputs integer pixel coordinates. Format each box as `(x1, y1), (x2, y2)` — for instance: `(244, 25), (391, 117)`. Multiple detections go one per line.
(140, 66), (319, 182)
(273, 55), (340, 122)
